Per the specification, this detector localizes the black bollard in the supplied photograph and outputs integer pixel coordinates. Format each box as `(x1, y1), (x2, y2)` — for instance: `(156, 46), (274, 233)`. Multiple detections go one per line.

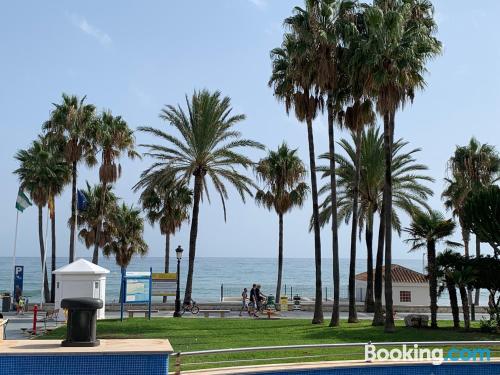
(61, 297), (103, 347)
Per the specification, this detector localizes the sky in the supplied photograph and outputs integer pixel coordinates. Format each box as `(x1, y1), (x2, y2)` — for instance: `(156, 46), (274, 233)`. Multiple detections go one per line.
(1, 1), (499, 261)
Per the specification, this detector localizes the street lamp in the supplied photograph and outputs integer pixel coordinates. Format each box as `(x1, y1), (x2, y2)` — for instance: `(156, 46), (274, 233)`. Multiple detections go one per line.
(173, 245), (184, 318)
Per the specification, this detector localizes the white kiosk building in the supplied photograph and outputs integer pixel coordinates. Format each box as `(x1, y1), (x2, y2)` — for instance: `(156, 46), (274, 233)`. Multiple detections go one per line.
(355, 264), (430, 307)
(53, 259), (109, 319)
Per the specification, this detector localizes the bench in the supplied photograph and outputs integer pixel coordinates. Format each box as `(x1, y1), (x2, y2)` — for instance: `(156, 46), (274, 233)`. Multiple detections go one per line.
(199, 310), (230, 318)
(127, 309), (159, 318)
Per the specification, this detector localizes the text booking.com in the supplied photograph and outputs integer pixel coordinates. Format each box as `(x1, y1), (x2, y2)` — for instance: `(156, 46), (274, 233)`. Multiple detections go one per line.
(365, 344), (491, 365)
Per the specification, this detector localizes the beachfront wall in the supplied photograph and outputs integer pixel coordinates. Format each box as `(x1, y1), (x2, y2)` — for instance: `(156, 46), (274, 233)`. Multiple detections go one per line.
(356, 280), (430, 306)
(53, 259), (109, 320)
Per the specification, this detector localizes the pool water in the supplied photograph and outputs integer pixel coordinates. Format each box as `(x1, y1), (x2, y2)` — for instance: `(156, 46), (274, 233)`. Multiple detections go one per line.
(246, 362), (500, 375)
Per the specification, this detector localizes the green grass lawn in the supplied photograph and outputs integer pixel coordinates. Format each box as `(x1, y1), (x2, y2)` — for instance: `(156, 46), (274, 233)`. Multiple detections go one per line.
(42, 319), (499, 371)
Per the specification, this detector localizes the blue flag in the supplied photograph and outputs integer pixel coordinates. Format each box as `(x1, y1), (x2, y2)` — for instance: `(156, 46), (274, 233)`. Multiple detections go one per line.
(77, 189), (88, 211)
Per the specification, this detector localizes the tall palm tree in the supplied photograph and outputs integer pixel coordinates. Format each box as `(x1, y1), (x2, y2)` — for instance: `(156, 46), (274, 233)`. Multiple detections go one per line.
(436, 249), (462, 329)
(14, 139), (69, 302)
(343, 99), (375, 323)
(92, 111), (139, 264)
(134, 173), (192, 302)
(269, 27), (325, 324)
(255, 143), (309, 304)
(444, 138), (500, 305)
(139, 90), (263, 304)
(76, 182), (118, 261)
(281, 0), (357, 326)
(43, 94), (97, 263)
(41, 134), (71, 302)
(404, 210), (461, 329)
(357, 0), (442, 332)
(103, 203), (148, 278)
(318, 127), (433, 314)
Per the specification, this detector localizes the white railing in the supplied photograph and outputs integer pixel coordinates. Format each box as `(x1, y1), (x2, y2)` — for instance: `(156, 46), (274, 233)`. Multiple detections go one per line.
(172, 340), (500, 374)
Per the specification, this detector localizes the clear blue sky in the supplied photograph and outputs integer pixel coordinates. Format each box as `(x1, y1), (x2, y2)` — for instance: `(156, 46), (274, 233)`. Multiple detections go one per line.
(1, 1), (499, 260)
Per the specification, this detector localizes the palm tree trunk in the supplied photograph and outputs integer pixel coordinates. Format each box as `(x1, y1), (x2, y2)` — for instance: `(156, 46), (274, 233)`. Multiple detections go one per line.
(327, 95), (340, 327)
(461, 225), (473, 317)
(50, 203), (56, 303)
(163, 233), (170, 303)
(383, 111), (395, 333)
(372, 207), (385, 326)
(348, 128), (362, 323)
(446, 276), (460, 329)
(459, 285), (470, 331)
(427, 241), (438, 328)
(92, 181), (108, 264)
(364, 207), (375, 313)
(474, 236), (481, 306)
(69, 161), (77, 263)
(306, 118), (323, 324)
(184, 172), (202, 304)
(38, 205), (50, 303)
(275, 213), (284, 305)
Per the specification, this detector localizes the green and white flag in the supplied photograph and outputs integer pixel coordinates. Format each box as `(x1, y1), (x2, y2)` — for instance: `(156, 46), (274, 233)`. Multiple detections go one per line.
(15, 189), (32, 212)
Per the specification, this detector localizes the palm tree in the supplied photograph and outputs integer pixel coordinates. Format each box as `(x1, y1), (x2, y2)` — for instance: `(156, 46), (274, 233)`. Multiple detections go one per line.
(43, 94), (97, 263)
(357, 0), (442, 332)
(444, 138), (500, 305)
(134, 173), (192, 302)
(255, 143), (309, 304)
(281, 0), (359, 326)
(92, 111), (139, 264)
(103, 203), (148, 291)
(269, 27), (325, 324)
(436, 250), (462, 329)
(139, 90), (263, 304)
(404, 210), (461, 329)
(452, 262), (476, 331)
(14, 139), (70, 302)
(76, 182), (118, 261)
(318, 127), (433, 315)
(41, 134), (71, 302)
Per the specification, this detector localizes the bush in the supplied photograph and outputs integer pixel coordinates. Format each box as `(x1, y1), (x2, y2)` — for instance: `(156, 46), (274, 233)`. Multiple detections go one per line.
(479, 318), (498, 333)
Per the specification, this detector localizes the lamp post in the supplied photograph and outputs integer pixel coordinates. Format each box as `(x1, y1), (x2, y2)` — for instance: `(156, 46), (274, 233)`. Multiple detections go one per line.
(173, 245), (183, 318)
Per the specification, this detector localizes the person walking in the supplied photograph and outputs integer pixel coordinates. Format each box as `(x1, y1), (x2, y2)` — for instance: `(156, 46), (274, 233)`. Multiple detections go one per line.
(250, 284), (258, 317)
(239, 287), (249, 316)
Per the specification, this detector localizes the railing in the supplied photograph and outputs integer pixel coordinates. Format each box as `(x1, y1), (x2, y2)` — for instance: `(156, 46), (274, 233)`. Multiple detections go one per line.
(172, 340), (500, 374)
(219, 283), (349, 302)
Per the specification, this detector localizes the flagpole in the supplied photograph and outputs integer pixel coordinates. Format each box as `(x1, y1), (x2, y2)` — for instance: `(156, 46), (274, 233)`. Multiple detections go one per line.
(12, 210), (19, 303)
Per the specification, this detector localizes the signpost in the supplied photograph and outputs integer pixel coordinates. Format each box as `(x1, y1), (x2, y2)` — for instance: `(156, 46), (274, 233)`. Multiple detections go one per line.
(151, 273), (176, 297)
(120, 268), (176, 321)
(13, 265), (24, 309)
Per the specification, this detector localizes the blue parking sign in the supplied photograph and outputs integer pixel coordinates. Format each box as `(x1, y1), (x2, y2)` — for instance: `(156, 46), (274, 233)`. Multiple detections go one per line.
(13, 265), (24, 299)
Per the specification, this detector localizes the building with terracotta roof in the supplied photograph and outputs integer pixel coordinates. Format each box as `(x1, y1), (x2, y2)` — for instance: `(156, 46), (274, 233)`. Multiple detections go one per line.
(355, 264), (430, 306)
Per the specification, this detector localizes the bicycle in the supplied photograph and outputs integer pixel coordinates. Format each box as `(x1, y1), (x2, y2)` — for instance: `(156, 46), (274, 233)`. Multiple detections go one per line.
(180, 299), (200, 315)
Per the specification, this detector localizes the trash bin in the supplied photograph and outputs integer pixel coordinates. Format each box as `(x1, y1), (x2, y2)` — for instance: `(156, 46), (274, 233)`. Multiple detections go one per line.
(280, 296), (288, 311)
(61, 297), (103, 347)
(293, 295), (301, 311)
(1, 293), (10, 312)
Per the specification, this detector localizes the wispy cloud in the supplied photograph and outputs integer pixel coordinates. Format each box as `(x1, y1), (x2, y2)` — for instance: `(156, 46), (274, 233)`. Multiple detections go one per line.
(69, 13), (112, 45)
(248, 0), (267, 10)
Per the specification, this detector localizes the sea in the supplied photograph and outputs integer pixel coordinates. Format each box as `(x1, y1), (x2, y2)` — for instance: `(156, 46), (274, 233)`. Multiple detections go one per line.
(0, 256), (489, 305)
